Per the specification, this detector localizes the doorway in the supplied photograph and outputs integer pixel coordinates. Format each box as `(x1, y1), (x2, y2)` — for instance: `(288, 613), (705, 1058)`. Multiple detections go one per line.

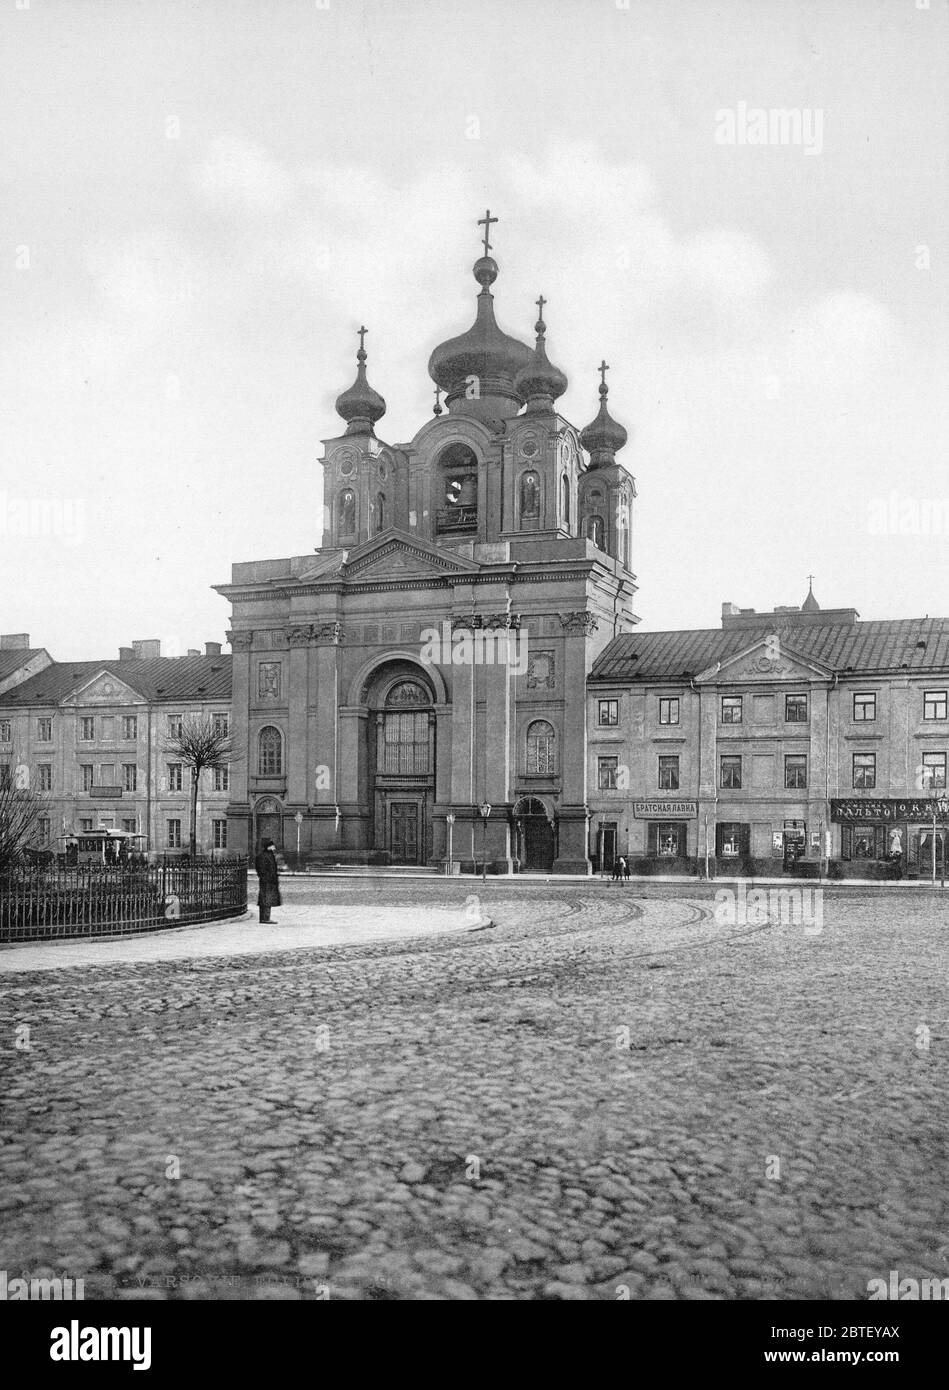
(390, 801), (421, 864)
(513, 797), (555, 871)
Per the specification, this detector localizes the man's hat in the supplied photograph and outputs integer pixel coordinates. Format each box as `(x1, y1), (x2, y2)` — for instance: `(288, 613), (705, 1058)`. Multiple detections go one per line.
(262, 838), (274, 848)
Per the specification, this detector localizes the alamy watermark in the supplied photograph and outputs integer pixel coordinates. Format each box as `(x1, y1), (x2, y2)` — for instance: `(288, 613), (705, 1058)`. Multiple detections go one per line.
(715, 102), (823, 155)
(714, 883), (823, 934)
(420, 621), (528, 676)
(868, 492), (949, 536)
(0, 492), (86, 546)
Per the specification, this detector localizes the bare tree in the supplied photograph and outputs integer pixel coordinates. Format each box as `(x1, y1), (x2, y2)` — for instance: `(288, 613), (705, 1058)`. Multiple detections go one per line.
(0, 758), (50, 876)
(162, 715), (238, 859)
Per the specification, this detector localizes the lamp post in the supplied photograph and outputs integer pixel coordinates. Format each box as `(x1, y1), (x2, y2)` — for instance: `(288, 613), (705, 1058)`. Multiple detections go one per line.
(478, 800), (491, 884)
(446, 812), (455, 878)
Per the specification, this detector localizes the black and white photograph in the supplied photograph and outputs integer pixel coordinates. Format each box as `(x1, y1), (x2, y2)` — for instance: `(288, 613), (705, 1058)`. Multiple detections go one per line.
(2, 0), (947, 1358)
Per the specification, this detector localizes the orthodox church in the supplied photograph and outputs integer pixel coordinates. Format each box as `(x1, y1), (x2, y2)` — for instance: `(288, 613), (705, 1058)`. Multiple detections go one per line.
(216, 213), (639, 872)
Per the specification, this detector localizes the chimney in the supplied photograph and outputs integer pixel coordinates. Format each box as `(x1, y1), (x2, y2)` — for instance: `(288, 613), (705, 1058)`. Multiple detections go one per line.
(721, 603), (740, 619)
(187, 648), (200, 657)
(132, 639), (161, 660)
(0, 633), (30, 650)
(118, 647), (135, 661)
(205, 641), (222, 657)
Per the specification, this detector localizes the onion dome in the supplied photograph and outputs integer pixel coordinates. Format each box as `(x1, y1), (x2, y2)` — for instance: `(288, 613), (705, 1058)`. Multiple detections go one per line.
(515, 295), (568, 412)
(335, 326), (386, 435)
(579, 359), (628, 467)
(802, 578), (820, 612)
(427, 244), (533, 418)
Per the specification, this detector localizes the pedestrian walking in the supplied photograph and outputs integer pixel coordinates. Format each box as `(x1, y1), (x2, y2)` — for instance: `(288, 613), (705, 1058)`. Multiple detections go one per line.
(255, 837), (281, 923)
(623, 855), (631, 882)
(617, 855), (627, 883)
(611, 856), (622, 883)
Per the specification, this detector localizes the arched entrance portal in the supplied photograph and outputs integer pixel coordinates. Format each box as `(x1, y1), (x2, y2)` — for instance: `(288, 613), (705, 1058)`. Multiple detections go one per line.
(365, 663), (437, 865)
(513, 796), (555, 872)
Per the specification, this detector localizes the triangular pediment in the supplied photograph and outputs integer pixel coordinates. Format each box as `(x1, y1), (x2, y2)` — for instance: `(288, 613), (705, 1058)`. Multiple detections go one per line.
(696, 638), (834, 685)
(341, 529), (481, 581)
(61, 670), (147, 706)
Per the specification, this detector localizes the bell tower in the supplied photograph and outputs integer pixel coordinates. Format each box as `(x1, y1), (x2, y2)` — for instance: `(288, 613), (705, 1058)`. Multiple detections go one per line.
(577, 361), (635, 569)
(322, 326), (391, 548)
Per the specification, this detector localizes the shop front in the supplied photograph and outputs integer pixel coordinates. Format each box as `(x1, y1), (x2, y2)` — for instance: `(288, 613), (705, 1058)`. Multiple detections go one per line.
(634, 800), (697, 869)
(831, 797), (949, 877)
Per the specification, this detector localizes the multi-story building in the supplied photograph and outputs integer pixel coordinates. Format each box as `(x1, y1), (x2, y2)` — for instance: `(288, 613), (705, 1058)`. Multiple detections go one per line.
(588, 588), (949, 876)
(0, 633), (52, 696)
(0, 640), (233, 857)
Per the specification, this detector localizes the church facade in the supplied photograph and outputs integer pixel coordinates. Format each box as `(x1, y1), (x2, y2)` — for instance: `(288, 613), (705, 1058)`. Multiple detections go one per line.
(216, 216), (639, 872)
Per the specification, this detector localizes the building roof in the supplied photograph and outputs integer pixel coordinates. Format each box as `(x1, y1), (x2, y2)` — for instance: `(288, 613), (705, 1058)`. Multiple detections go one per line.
(591, 617), (949, 683)
(0, 654), (232, 707)
(0, 648), (45, 683)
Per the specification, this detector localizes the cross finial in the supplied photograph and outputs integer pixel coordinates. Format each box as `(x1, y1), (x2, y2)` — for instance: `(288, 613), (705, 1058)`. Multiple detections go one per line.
(357, 325), (368, 356)
(477, 208), (498, 257)
(807, 573), (815, 589)
(598, 359), (610, 390)
(433, 383), (443, 417)
(536, 293), (547, 319)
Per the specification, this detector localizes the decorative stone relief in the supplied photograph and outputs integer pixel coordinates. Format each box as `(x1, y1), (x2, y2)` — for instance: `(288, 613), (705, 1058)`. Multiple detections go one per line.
(558, 611), (598, 635)
(258, 662), (281, 700)
(526, 651), (555, 689)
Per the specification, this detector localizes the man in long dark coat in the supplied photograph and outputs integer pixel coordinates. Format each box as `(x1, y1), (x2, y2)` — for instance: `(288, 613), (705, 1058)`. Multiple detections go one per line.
(255, 838), (280, 923)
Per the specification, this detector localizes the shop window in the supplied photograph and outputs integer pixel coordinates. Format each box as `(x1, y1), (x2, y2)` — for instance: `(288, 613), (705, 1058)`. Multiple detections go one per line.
(716, 822), (749, 858)
(853, 753), (876, 789)
(648, 823), (683, 858)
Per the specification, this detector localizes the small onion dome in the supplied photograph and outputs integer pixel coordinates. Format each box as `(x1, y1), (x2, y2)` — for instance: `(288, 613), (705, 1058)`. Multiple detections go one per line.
(515, 299), (568, 412)
(427, 258), (533, 416)
(802, 579), (820, 612)
(579, 362), (628, 467)
(335, 330), (386, 435)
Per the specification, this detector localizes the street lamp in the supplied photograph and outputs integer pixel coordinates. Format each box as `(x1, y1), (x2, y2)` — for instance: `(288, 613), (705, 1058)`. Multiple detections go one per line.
(478, 800), (491, 884)
(446, 812), (455, 878)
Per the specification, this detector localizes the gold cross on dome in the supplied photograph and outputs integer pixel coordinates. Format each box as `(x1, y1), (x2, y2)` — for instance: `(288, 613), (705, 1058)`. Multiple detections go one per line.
(477, 209), (498, 257)
(598, 359), (610, 388)
(357, 325), (368, 353)
(535, 294), (547, 318)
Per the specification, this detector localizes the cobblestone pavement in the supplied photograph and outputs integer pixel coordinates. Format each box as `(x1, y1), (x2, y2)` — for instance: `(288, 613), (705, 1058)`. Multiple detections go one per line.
(1, 880), (947, 1301)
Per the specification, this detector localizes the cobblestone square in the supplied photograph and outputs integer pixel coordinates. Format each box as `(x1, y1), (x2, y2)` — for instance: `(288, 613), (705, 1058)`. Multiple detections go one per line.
(1, 880), (946, 1301)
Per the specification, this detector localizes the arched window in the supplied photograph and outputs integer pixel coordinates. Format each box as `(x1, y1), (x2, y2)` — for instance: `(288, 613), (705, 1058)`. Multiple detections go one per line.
(338, 489), (355, 537)
(379, 680), (432, 774)
(258, 726), (282, 776)
(374, 493), (386, 533)
(437, 443), (479, 534)
(526, 719), (556, 775)
(519, 471), (540, 520)
(560, 474), (570, 528)
(586, 515), (605, 549)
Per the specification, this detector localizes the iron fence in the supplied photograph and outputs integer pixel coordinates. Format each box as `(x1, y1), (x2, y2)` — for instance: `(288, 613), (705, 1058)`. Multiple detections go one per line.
(0, 858), (247, 942)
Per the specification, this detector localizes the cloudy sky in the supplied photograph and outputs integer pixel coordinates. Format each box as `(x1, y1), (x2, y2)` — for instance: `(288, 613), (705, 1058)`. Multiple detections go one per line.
(2, 0), (946, 661)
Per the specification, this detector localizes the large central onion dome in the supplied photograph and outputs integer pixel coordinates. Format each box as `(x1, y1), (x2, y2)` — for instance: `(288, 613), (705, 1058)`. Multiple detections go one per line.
(428, 256), (533, 420)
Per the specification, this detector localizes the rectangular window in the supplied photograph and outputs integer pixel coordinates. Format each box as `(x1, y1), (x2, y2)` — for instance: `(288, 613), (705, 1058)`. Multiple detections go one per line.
(853, 692), (876, 722)
(80, 764), (94, 791)
(597, 756), (618, 790)
(37, 717), (52, 741)
(853, 753), (876, 789)
(123, 764), (137, 792)
(659, 697), (679, 726)
(658, 755), (680, 791)
(79, 716), (95, 741)
(38, 764), (52, 792)
(38, 817), (51, 844)
(784, 754), (808, 789)
(923, 690), (948, 721)
(167, 819), (181, 848)
(721, 695), (743, 724)
(597, 700), (618, 727)
(167, 714), (183, 739)
(785, 693), (808, 723)
(80, 818), (93, 833)
(922, 751), (947, 790)
(168, 763), (183, 792)
(720, 755), (742, 789)
(122, 715), (138, 740)
(213, 819), (228, 849)
(717, 822), (749, 858)
(122, 818), (137, 835)
(0, 765), (10, 791)
(213, 765), (230, 792)
(212, 712), (229, 737)
(100, 716), (114, 740)
(650, 823), (683, 858)
(0, 720), (10, 742)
